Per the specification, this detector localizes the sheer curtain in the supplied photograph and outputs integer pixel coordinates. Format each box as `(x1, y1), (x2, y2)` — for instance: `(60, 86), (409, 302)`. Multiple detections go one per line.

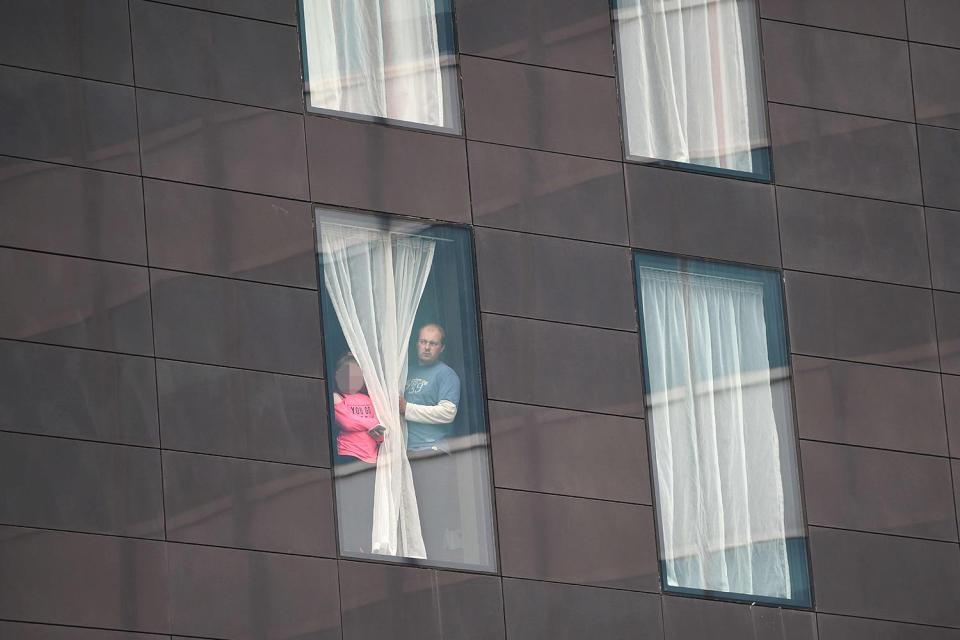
(320, 223), (436, 558)
(301, 0), (444, 126)
(638, 267), (791, 600)
(616, 0), (767, 173)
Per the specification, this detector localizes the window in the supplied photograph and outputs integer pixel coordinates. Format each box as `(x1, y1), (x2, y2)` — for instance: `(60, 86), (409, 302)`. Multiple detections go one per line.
(612, 0), (771, 180)
(634, 252), (810, 606)
(316, 208), (496, 571)
(300, 0), (461, 133)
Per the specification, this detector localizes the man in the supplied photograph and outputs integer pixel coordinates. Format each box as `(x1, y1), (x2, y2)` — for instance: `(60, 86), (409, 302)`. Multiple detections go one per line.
(400, 323), (463, 561)
(400, 323), (460, 451)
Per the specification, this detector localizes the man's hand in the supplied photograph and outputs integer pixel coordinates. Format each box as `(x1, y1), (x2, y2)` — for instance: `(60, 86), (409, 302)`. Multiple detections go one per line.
(399, 395), (407, 416)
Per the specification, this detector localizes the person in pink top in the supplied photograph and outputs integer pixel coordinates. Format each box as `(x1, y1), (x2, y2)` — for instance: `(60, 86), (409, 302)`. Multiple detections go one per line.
(333, 353), (384, 463)
(331, 353), (384, 554)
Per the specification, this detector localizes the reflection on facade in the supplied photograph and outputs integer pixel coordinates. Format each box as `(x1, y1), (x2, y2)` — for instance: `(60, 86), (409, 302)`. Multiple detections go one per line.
(0, 0), (958, 637)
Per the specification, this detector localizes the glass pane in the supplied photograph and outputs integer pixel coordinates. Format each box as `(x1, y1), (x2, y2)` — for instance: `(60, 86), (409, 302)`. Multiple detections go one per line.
(634, 252), (810, 606)
(300, 0), (461, 133)
(316, 208), (496, 572)
(613, 0), (771, 180)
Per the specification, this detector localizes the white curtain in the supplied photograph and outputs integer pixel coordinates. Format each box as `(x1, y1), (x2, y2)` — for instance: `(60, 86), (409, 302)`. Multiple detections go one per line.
(320, 223), (436, 558)
(302, 0), (445, 126)
(638, 267), (791, 600)
(616, 0), (766, 173)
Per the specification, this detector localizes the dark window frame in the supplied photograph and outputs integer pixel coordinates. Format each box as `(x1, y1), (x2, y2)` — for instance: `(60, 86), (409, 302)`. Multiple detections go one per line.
(632, 249), (814, 609)
(313, 204), (501, 575)
(297, 0), (466, 137)
(609, 0), (775, 183)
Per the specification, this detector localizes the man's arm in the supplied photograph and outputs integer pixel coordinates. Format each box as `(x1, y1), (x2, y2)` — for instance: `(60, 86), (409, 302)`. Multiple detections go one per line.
(403, 399), (457, 424)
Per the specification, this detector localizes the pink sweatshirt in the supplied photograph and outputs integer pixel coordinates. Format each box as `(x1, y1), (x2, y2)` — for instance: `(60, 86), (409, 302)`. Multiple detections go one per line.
(334, 393), (383, 463)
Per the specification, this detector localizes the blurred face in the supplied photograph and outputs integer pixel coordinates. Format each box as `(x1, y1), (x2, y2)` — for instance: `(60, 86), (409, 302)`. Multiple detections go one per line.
(416, 326), (445, 365)
(335, 359), (365, 395)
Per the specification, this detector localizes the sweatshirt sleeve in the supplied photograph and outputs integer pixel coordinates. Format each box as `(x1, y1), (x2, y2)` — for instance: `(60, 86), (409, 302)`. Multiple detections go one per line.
(403, 399), (458, 424)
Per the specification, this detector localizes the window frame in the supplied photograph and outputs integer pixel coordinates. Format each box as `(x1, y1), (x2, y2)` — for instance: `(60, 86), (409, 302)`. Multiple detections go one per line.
(632, 249), (814, 609)
(298, 0), (466, 136)
(610, 0), (776, 183)
(313, 205), (501, 575)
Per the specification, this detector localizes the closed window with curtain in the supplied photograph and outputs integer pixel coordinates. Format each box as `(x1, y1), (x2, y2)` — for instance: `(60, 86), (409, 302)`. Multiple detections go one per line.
(300, 0), (460, 132)
(316, 208), (496, 572)
(613, 0), (771, 179)
(634, 252), (810, 606)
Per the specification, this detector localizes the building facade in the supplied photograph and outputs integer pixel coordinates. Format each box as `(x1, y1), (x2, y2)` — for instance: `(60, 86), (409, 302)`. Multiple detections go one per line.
(1, 0), (959, 638)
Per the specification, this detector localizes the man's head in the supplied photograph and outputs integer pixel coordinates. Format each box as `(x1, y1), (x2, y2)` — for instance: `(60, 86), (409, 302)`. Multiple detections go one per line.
(416, 323), (445, 365)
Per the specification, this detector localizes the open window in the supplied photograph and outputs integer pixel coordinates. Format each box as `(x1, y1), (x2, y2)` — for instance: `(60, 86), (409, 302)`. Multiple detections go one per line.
(300, 0), (461, 133)
(634, 252), (810, 606)
(316, 208), (496, 572)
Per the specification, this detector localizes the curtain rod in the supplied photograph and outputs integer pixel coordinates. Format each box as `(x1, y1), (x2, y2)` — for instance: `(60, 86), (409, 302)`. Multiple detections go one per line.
(317, 221), (456, 243)
(637, 265), (763, 288)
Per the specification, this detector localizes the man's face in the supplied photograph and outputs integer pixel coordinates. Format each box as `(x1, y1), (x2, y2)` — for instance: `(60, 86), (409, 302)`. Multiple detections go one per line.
(416, 326), (444, 365)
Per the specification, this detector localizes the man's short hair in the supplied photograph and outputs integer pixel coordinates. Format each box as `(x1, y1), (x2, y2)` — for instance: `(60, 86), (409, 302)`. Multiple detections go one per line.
(419, 322), (446, 344)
